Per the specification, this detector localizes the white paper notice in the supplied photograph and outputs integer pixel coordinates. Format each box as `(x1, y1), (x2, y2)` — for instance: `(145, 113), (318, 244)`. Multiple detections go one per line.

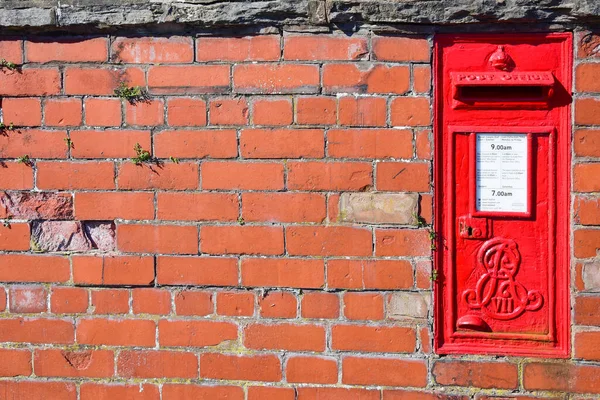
(476, 133), (528, 213)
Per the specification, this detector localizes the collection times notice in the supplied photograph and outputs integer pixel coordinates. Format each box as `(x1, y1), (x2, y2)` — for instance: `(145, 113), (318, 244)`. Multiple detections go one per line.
(475, 133), (529, 213)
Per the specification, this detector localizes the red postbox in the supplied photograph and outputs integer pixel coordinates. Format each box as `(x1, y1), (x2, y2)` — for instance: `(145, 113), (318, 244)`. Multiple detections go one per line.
(434, 33), (572, 357)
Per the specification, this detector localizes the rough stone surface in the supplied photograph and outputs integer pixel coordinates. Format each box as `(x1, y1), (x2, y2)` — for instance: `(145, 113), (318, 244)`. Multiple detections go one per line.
(387, 292), (431, 319)
(0, 192), (73, 220)
(339, 192), (418, 225)
(582, 262), (600, 291)
(31, 220), (115, 252)
(0, 0), (598, 30)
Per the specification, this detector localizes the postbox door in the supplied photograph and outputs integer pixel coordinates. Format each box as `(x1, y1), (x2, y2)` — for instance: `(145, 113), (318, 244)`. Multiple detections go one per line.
(434, 33), (571, 357)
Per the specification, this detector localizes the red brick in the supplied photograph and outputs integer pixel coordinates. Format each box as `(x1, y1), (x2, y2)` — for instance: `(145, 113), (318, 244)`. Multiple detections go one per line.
(75, 192), (154, 220)
(91, 289), (129, 314)
(241, 128), (325, 158)
(390, 97), (431, 126)
(376, 229), (431, 256)
(0, 162), (34, 189)
(44, 98), (82, 127)
(338, 96), (386, 126)
(234, 64), (319, 94)
(575, 331), (600, 361)
(0, 288), (4, 311)
(333, 325), (415, 353)
(433, 361), (518, 389)
(372, 36), (430, 61)
(285, 35), (368, 60)
(414, 65), (431, 93)
(159, 320), (238, 347)
(288, 161), (372, 191)
(174, 290), (214, 316)
(118, 162), (198, 190)
(416, 129), (432, 159)
(80, 384), (159, 400)
(0, 318), (74, 344)
(301, 292), (339, 319)
(200, 353), (281, 382)
(576, 63), (600, 92)
(244, 323), (325, 351)
(0, 349), (31, 377)
(201, 226), (284, 255)
(296, 97), (337, 125)
(64, 67), (144, 95)
(343, 292), (384, 320)
(575, 129), (600, 157)
(202, 161), (284, 190)
(377, 161), (430, 191)
(343, 356), (428, 386)
(118, 350), (197, 378)
(0, 381), (76, 400)
(0, 255), (70, 283)
(384, 391), (469, 400)
(26, 38), (107, 62)
(74, 255), (155, 286)
(34, 349), (114, 378)
(133, 288), (171, 315)
(118, 224), (197, 254)
(112, 36), (193, 63)
(70, 129), (150, 158)
(575, 295), (600, 325)
(252, 98), (293, 125)
(196, 36), (280, 61)
(217, 291), (255, 316)
(328, 259), (413, 289)
(576, 98), (600, 125)
(524, 362), (600, 394)
(575, 196), (600, 225)
(77, 319), (155, 346)
(242, 192), (325, 223)
(323, 64), (410, 94)
(1, 98), (42, 126)
(0, 223), (30, 251)
(167, 98), (207, 126)
(37, 161), (115, 190)
(0, 39), (23, 64)
(84, 98), (122, 127)
(125, 99), (164, 126)
(242, 258), (324, 289)
(154, 129), (237, 158)
(0, 129), (68, 158)
(164, 385), (244, 400)
(287, 356), (338, 383)
(0, 68), (61, 96)
(51, 287), (88, 314)
(259, 291), (297, 318)
(328, 129), (412, 159)
(157, 256), (238, 286)
(248, 386), (295, 400)
(287, 226), (372, 256)
(416, 260), (432, 289)
(574, 163), (600, 192)
(210, 97), (249, 125)
(148, 65), (230, 94)
(298, 387), (380, 400)
(574, 229), (600, 258)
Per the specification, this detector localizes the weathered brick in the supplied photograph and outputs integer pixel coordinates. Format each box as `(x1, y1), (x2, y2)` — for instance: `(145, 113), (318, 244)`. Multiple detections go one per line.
(287, 161), (372, 191)
(26, 37), (108, 62)
(376, 229), (431, 257)
(117, 350), (198, 378)
(196, 36), (280, 61)
(148, 65), (230, 94)
(200, 353), (282, 382)
(339, 192), (418, 224)
(286, 356), (338, 383)
(64, 67), (144, 95)
(209, 97), (249, 125)
(387, 292), (431, 319)
(0, 68), (61, 96)
(159, 320), (238, 347)
(112, 36), (193, 63)
(9, 285), (48, 313)
(323, 64), (410, 94)
(234, 64), (319, 94)
(372, 36), (430, 61)
(575, 129), (600, 157)
(34, 349), (114, 378)
(434, 361), (518, 389)
(524, 362), (600, 394)
(284, 35), (368, 60)
(328, 259), (414, 290)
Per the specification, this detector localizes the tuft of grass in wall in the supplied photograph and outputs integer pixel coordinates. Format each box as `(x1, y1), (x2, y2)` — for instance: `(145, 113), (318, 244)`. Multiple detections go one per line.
(169, 156), (180, 164)
(114, 82), (149, 104)
(413, 212), (438, 251)
(2, 216), (12, 229)
(64, 138), (74, 149)
(0, 122), (15, 136)
(16, 154), (33, 167)
(0, 59), (18, 72)
(131, 143), (152, 165)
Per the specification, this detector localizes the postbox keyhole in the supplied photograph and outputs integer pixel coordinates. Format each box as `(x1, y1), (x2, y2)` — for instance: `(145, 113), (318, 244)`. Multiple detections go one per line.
(467, 226), (473, 236)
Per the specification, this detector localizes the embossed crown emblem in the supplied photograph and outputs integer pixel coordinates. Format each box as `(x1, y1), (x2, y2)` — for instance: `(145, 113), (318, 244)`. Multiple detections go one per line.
(488, 45), (513, 71)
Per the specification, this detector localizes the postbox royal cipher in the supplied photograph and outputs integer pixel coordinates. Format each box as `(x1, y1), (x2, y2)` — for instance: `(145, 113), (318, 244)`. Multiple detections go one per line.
(434, 34), (572, 357)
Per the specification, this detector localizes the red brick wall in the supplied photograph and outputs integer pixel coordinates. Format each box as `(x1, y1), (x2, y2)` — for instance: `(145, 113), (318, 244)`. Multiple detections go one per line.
(0, 31), (597, 398)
